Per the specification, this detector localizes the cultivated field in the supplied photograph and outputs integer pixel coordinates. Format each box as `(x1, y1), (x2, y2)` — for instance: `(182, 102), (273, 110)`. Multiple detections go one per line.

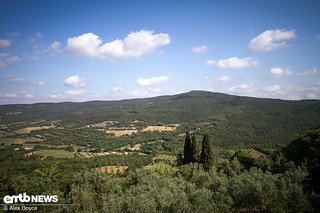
(96, 165), (128, 174)
(15, 125), (55, 134)
(29, 150), (74, 158)
(77, 151), (127, 158)
(87, 121), (116, 128)
(118, 143), (142, 151)
(106, 129), (138, 137)
(0, 137), (44, 145)
(153, 154), (177, 162)
(142, 124), (179, 132)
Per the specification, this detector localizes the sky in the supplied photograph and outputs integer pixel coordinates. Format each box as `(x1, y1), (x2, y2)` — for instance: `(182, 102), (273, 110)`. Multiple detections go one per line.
(0, 0), (320, 104)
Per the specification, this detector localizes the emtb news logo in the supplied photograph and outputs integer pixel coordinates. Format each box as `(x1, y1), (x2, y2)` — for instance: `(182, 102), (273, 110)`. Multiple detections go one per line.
(3, 193), (58, 204)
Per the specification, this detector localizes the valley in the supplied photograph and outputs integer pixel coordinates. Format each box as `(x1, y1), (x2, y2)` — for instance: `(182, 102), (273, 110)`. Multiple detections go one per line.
(0, 91), (319, 212)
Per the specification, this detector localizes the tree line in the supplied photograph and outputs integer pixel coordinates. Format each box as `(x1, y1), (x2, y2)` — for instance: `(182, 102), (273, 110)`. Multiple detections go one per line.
(183, 132), (213, 171)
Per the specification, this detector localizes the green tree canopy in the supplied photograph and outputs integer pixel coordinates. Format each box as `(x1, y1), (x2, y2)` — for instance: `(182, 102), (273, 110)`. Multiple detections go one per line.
(232, 150), (255, 170)
(200, 134), (214, 171)
(283, 127), (320, 194)
(183, 132), (192, 164)
(190, 133), (199, 163)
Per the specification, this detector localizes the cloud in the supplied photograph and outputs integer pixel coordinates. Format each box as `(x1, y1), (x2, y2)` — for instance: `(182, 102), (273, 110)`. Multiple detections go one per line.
(1, 91), (36, 100)
(4, 74), (45, 87)
(64, 75), (86, 87)
(0, 53), (9, 57)
(11, 77), (24, 82)
(295, 68), (317, 76)
(20, 91), (35, 99)
(230, 82), (257, 93)
(203, 76), (210, 80)
(218, 75), (232, 83)
(6, 56), (21, 64)
(0, 61), (6, 68)
(32, 81), (45, 86)
(249, 29), (296, 51)
(66, 90), (84, 96)
(136, 76), (169, 86)
(36, 32), (42, 38)
(264, 84), (282, 94)
(0, 39), (12, 48)
(66, 30), (170, 60)
(48, 91), (65, 99)
(132, 88), (162, 98)
(3, 93), (18, 98)
(6, 32), (20, 38)
(207, 57), (259, 69)
(50, 41), (62, 54)
(270, 67), (293, 77)
(270, 67), (317, 77)
(192, 45), (207, 54)
(112, 87), (124, 93)
(0, 54), (21, 68)
(271, 82), (320, 100)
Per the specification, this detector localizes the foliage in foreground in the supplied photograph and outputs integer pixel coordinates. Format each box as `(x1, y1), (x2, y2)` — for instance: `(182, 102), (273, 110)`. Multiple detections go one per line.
(65, 163), (310, 213)
(2, 161), (310, 212)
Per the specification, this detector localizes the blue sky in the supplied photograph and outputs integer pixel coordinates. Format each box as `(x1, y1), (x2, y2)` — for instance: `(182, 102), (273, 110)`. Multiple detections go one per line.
(0, 0), (320, 104)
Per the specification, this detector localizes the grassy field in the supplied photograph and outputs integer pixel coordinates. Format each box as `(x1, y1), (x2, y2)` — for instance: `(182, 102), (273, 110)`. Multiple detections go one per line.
(15, 125), (55, 134)
(34, 149), (74, 158)
(106, 129), (138, 137)
(0, 137), (44, 145)
(227, 148), (265, 158)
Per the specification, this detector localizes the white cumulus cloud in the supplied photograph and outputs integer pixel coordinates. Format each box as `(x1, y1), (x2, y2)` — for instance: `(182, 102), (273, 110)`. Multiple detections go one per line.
(66, 30), (170, 60)
(64, 75), (86, 87)
(270, 67), (294, 77)
(264, 85), (282, 93)
(136, 76), (169, 86)
(207, 57), (259, 69)
(230, 82), (257, 93)
(249, 29), (296, 51)
(192, 45), (207, 54)
(270, 67), (317, 77)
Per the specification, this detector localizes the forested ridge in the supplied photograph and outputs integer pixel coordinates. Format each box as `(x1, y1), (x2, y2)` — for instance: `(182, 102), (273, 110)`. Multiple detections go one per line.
(1, 91), (320, 148)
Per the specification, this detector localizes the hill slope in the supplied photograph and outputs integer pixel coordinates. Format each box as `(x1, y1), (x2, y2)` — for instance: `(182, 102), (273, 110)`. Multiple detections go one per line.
(1, 91), (319, 147)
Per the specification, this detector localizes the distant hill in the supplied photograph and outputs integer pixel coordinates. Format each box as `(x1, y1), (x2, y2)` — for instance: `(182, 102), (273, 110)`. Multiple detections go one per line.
(1, 90), (319, 147)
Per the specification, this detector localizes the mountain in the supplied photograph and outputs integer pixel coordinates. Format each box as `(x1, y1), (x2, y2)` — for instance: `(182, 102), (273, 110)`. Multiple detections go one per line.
(1, 90), (319, 147)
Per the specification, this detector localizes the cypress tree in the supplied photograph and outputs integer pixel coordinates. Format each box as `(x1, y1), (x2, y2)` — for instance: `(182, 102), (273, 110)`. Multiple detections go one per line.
(183, 132), (192, 164)
(200, 134), (214, 171)
(190, 133), (199, 163)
